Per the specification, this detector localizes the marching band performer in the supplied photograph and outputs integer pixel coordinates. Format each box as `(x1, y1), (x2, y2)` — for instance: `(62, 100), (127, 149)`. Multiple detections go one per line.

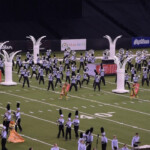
(22, 69), (30, 88)
(14, 103), (22, 132)
(66, 68), (71, 84)
(51, 143), (59, 150)
(65, 113), (72, 140)
(39, 67), (45, 85)
(99, 65), (105, 86)
(121, 144), (129, 150)
(72, 111), (80, 139)
(125, 73), (130, 89)
(55, 70), (62, 87)
(31, 64), (37, 79)
(19, 67), (25, 82)
(142, 67), (149, 86)
(76, 70), (82, 88)
(64, 56), (70, 71)
(131, 133), (140, 148)
(57, 109), (64, 138)
(86, 127), (94, 150)
(94, 74), (100, 91)
(79, 53), (84, 72)
(69, 75), (77, 92)
(47, 70), (54, 91)
(111, 135), (118, 150)
(4, 104), (11, 134)
(101, 127), (108, 150)
(82, 71), (89, 85)
(59, 62), (64, 80)
(1, 122), (7, 150)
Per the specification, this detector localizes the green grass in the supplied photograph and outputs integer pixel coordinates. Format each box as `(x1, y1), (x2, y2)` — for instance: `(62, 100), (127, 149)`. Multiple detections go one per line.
(0, 50), (150, 150)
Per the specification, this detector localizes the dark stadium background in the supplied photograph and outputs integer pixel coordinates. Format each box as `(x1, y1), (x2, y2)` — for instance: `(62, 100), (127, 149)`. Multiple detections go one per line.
(0, 0), (150, 50)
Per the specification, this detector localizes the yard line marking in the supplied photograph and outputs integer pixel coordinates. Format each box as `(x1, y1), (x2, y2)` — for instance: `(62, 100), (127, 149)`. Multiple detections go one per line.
(99, 105), (103, 106)
(38, 110), (43, 113)
(114, 103), (119, 105)
(73, 107), (78, 109)
(16, 90), (20, 92)
(41, 99), (46, 101)
(4, 84), (150, 117)
(29, 111), (34, 114)
(90, 105), (95, 107)
(83, 85), (150, 103)
(0, 106), (131, 147)
(1, 93), (150, 134)
(0, 126), (67, 150)
(130, 101), (135, 104)
(23, 89), (28, 91)
(48, 109), (52, 112)
(27, 84), (150, 116)
(82, 106), (87, 108)
(17, 77), (150, 104)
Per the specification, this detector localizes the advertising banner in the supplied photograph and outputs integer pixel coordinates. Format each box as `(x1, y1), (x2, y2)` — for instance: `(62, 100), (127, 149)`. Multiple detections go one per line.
(61, 39), (86, 51)
(96, 64), (117, 75)
(87, 63), (117, 76)
(132, 37), (150, 48)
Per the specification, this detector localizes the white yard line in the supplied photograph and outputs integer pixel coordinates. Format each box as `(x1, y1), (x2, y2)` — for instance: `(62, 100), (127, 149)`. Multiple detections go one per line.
(0, 107), (131, 147)
(0, 126), (67, 150)
(1, 92), (150, 134)
(19, 82), (150, 116)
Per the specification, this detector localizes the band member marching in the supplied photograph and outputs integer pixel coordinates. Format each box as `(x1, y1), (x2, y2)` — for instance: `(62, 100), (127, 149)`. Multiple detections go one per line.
(65, 113), (72, 140)
(39, 67), (45, 85)
(14, 103), (22, 132)
(69, 75), (77, 92)
(4, 104), (11, 134)
(86, 127), (94, 150)
(101, 127), (108, 150)
(47, 70), (54, 91)
(125, 73), (130, 89)
(57, 109), (64, 139)
(55, 70), (62, 87)
(31, 64), (38, 79)
(22, 69), (30, 88)
(142, 67), (149, 86)
(1, 122), (7, 150)
(72, 110), (80, 139)
(99, 64), (105, 86)
(76, 70), (82, 88)
(94, 74), (101, 91)
(131, 133), (140, 148)
(66, 68), (71, 84)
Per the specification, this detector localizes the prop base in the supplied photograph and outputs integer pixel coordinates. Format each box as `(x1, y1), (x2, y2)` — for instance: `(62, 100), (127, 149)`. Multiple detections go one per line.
(0, 82), (17, 86)
(112, 89), (129, 93)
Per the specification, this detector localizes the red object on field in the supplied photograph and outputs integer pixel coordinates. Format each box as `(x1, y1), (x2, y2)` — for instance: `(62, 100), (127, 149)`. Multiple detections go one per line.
(96, 64), (117, 75)
(133, 83), (139, 96)
(0, 70), (1, 82)
(66, 84), (70, 92)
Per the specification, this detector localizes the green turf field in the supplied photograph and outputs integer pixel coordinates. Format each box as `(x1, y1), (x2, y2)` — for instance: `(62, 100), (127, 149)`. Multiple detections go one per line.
(0, 50), (150, 150)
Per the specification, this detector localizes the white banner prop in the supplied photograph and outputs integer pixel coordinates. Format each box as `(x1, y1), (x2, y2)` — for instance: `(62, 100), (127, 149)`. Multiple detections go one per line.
(61, 39), (86, 51)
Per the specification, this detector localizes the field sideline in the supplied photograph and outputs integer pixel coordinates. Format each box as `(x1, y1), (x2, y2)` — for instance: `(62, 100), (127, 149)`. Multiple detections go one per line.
(0, 50), (150, 150)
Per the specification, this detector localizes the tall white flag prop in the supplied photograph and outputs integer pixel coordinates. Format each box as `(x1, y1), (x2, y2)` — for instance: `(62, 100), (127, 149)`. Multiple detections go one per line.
(0, 50), (21, 85)
(104, 35), (122, 59)
(26, 35), (46, 64)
